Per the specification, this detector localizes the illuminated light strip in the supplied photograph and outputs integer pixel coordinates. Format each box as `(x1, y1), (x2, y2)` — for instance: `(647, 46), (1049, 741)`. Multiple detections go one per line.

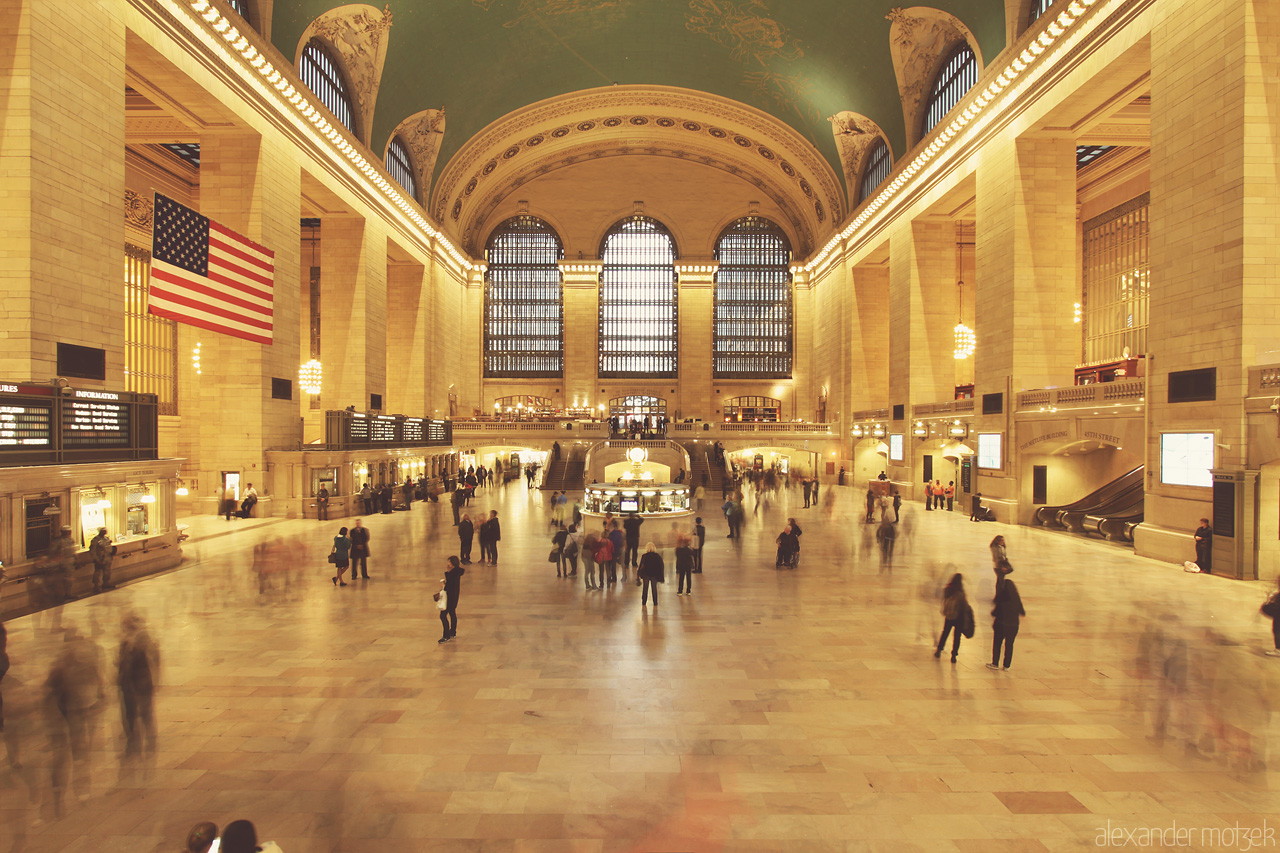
(180, 0), (483, 273)
(803, 0), (1104, 275)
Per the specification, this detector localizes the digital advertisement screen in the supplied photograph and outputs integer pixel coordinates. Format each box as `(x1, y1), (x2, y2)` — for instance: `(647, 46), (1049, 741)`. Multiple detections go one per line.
(1160, 432), (1214, 487)
(889, 433), (904, 461)
(620, 498), (639, 512)
(977, 433), (1002, 469)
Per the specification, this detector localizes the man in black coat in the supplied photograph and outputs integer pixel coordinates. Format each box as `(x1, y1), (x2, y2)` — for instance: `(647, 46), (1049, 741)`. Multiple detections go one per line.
(484, 510), (501, 565)
(622, 512), (643, 569)
(451, 487), (465, 526)
(457, 514), (474, 565)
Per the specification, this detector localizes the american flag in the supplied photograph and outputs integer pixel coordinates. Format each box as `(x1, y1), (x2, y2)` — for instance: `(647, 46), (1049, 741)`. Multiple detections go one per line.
(149, 194), (275, 345)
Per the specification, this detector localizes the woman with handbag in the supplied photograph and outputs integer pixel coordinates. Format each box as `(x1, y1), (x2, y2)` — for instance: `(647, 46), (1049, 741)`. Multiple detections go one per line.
(330, 526), (351, 587)
(438, 556), (465, 644)
(1261, 575), (1280, 657)
(934, 573), (968, 663)
(551, 525), (568, 578)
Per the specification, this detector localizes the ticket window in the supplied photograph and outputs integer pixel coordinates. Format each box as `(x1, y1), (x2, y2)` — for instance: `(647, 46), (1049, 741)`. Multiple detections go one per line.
(312, 468), (337, 497)
(125, 485), (156, 537)
(24, 495), (61, 558)
(78, 487), (115, 545)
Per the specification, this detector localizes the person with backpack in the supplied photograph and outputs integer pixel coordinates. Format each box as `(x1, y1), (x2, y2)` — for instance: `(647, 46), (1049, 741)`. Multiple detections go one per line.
(1261, 575), (1280, 657)
(934, 574), (972, 663)
(988, 567), (1025, 670)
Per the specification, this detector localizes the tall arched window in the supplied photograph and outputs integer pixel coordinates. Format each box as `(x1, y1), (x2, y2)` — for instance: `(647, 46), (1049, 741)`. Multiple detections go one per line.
(922, 44), (978, 136)
(300, 39), (355, 135)
(859, 138), (892, 203)
(1028, 0), (1056, 26)
(385, 136), (417, 199)
(713, 217), (792, 379)
(599, 216), (678, 378)
(484, 216), (564, 378)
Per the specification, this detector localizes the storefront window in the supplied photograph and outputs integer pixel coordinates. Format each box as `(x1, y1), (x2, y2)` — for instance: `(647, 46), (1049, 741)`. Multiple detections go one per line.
(78, 486), (115, 545)
(583, 486), (690, 515)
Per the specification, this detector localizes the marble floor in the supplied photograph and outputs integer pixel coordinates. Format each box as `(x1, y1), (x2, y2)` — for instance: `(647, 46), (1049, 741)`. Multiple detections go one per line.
(0, 483), (1277, 852)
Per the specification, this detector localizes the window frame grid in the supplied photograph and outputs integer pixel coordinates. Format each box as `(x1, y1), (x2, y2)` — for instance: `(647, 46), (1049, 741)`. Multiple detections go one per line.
(859, 138), (892, 203)
(712, 217), (793, 379)
(598, 216), (679, 379)
(1082, 194), (1149, 364)
(300, 39), (356, 135)
(1028, 0), (1056, 27)
(484, 216), (565, 379)
(125, 244), (178, 415)
(922, 44), (979, 136)
(385, 136), (417, 200)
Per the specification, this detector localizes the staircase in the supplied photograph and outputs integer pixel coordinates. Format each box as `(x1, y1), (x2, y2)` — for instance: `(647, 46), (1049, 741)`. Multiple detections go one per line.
(541, 447), (586, 491)
(678, 442), (725, 493)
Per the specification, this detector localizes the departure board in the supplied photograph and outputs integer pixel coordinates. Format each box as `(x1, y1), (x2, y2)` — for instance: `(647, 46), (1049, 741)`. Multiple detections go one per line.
(325, 411), (452, 450)
(62, 392), (130, 447)
(0, 401), (54, 447)
(370, 415), (397, 442)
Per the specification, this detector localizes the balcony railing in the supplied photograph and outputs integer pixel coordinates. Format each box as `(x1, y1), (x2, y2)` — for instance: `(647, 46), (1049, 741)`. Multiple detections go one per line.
(1015, 378), (1145, 411)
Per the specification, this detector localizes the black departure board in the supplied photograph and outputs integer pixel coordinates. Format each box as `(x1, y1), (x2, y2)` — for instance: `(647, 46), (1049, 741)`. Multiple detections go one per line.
(62, 394), (130, 447)
(325, 411), (452, 450)
(0, 382), (156, 464)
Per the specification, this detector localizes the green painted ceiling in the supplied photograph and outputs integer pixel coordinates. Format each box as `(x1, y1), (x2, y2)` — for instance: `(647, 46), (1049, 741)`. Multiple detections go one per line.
(271, 0), (1007, 190)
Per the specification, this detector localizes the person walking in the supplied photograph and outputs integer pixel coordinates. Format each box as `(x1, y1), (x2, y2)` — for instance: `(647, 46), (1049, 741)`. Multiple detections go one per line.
(360, 483), (374, 515)
(803, 478), (812, 508)
(1193, 518), (1213, 574)
(892, 491), (902, 523)
(934, 574), (970, 663)
(564, 523), (581, 578)
(988, 568), (1025, 670)
(623, 512), (643, 570)
(485, 510), (501, 565)
(638, 542), (665, 608)
(89, 527), (115, 593)
(675, 536), (694, 595)
(552, 525), (568, 578)
(990, 535), (1007, 569)
(316, 485), (330, 521)
(594, 530), (615, 588)
(1260, 576), (1280, 656)
(693, 517), (706, 573)
(875, 519), (897, 573)
(457, 514), (474, 565)
(450, 482), (465, 526)
(581, 529), (600, 590)
(438, 556), (465, 644)
(693, 483), (705, 512)
(608, 520), (625, 585)
(116, 613), (159, 759)
(477, 514), (492, 566)
(222, 484), (237, 521)
(330, 526), (351, 586)
(866, 487), (877, 522)
(349, 519), (371, 579)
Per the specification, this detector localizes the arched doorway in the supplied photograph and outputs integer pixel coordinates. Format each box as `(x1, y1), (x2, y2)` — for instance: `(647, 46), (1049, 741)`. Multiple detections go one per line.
(608, 395), (667, 435)
(723, 396), (782, 422)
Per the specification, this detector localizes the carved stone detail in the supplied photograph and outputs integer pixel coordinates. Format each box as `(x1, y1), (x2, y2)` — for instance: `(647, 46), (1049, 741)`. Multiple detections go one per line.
(299, 4), (394, 146)
(885, 6), (983, 149)
(827, 112), (889, 208)
(388, 108), (446, 200)
(125, 189), (154, 231)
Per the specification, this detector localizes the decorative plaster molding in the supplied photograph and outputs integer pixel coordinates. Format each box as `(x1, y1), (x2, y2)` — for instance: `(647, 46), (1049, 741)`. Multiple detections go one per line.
(886, 7), (984, 149)
(125, 189), (155, 230)
(388, 108), (446, 200)
(828, 112), (889, 209)
(298, 3), (393, 147)
(432, 86), (844, 254)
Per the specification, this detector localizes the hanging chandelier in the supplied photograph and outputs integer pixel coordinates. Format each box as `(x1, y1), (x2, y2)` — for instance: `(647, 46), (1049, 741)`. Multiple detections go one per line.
(299, 359), (323, 395)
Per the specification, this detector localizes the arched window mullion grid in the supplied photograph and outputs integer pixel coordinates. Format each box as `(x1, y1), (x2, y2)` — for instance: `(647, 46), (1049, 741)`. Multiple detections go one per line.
(598, 217), (679, 379)
(859, 138), (892, 204)
(300, 39), (356, 135)
(922, 44), (978, 137)
(484, 216), (565, 378)
(712, 217), (792, 379)
(385, 136), (417, 200)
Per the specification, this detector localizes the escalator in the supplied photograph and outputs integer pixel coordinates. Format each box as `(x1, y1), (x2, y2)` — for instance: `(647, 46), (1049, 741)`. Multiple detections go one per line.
(1082, 489), (1144, 542)
(1034, 466), (1144, 537)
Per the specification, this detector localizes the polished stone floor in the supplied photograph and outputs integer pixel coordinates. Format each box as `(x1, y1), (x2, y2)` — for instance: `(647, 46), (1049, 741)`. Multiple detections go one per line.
(0, 482), (1277, 852)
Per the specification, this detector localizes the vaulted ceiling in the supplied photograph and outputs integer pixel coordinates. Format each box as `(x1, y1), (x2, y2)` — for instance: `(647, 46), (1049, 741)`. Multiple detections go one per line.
(269, 0), (1008, 192)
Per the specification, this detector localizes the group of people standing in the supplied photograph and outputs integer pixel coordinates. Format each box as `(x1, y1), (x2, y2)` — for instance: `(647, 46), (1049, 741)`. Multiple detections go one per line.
(933, 535), (1026, 669)
(924, 480), (956, 511)
(456, 510), (501, 566)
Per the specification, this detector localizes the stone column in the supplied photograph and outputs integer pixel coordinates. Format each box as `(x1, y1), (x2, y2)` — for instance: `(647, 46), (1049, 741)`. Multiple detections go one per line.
(193, 133), (302, 508)
(1135, 0), (1280, 574)
(677, 263), (715, 420)
(0, 0), (125, 383)
(888, 219), (957, 410)
(850, 258), (891, 411)
(320, 215), (387, 412)
(560, 262), (601, 411)
(385, 254), (429, 416)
